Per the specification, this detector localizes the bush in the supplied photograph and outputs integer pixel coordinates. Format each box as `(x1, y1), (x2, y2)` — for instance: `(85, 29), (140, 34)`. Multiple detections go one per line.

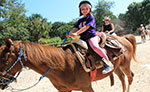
(38, 37), (62, 47)
(38, 36), (73, 47)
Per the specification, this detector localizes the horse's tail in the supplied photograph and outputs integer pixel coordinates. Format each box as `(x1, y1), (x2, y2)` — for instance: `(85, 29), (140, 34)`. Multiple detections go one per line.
(123, 34), (137, 62)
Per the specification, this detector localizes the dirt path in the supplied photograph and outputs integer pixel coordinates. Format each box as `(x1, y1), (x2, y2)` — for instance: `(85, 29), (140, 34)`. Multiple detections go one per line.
(2, 36), (150, 92)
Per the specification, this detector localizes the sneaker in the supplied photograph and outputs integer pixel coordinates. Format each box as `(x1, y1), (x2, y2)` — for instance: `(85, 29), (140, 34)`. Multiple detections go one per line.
(102, 65), (114, 74)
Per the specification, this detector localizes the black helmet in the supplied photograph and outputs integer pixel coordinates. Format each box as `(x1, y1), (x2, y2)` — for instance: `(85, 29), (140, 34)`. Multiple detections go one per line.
(79, 0), (92, 8)
(79, 0), (92, 16)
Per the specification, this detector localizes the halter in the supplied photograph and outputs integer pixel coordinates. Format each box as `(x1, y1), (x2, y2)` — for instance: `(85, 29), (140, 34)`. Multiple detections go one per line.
(0, 43), (27, 85)
(0, 42), (51, 91)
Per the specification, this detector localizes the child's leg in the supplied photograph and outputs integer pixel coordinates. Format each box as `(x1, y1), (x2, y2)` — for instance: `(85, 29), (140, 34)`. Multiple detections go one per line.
(88, 36), (114, 74)
(88, 36), (109, 61)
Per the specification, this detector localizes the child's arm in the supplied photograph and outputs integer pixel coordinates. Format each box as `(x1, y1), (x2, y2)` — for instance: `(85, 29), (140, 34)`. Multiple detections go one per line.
(76, 25), (90, 35)
(70, 28), (78, 33)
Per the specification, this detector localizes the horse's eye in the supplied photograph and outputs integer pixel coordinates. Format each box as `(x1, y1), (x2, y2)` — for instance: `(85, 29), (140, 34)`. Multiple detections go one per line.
(0, 52), (10, 62)
(5, 53), (10, 59)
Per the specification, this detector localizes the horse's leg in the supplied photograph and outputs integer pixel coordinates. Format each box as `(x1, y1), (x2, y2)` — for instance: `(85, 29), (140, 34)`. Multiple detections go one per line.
(142, 36), (144, 42)
(59, 91), (72, 92)
(144, 35), (146, 42)
(149, 32), (150, 39)
(114, 67), (126, 92)
(81, 85), (94, 92)
(121, 67), (134, 92)
(141, 35), (143, 42)
(142, 36), (145, 42)
(149, 33), (150, 39)
(109, 74), (114, 86)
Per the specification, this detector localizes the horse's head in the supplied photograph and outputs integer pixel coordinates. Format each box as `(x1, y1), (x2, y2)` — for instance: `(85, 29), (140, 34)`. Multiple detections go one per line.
(0, 38), (21, 90)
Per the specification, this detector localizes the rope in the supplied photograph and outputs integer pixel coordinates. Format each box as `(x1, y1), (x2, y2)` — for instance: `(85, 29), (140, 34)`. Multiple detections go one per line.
(62, 37), (68, 48)
(6, 67), (51, 92)
(62, 32), (70, 48)
(6, 80), (40, 92)
(39, 67), (51, 81)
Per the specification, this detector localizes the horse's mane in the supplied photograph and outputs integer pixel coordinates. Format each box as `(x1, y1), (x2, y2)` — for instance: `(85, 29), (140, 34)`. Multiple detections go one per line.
(20, 41), (67, 69)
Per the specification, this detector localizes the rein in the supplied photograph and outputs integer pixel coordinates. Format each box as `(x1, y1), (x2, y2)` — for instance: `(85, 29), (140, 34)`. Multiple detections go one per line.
(6, 67), (51, 92)
(62, 31), (70, 48)
(0, 42), (51, 91)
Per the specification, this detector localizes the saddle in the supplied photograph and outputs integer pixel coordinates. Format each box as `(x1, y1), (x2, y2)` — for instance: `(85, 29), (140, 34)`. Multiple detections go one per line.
(66, 37), (123, 72)
(105, 37), (123, 60)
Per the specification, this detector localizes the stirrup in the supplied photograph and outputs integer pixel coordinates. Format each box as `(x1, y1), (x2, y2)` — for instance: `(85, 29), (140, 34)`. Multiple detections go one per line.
(102, 58), (113, 67)
(102, 65), (114, 74)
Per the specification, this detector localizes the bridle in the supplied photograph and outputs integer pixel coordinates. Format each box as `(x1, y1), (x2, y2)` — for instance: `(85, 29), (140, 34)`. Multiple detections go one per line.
(0, 42), (51, 91)
(0, 43), (27, 85)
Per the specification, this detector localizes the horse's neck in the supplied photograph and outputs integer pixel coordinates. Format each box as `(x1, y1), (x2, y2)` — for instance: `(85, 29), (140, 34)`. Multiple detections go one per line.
(22, 43), (63, 75)
(25, 60), (50, 76)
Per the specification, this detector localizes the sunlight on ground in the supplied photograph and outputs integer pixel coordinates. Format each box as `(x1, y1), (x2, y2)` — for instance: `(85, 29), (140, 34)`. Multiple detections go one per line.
(140, 64), (150, 69)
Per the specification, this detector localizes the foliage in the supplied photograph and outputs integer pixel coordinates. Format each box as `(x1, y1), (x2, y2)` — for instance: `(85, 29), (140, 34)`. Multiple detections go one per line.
(39, 37), (61, 44)
(49, 22), (66, 37)
(119, 0), (150, 30)
(0, 0), (30, 45)
(0, 0), (116, 45)
(39, 37), (64, 47)
(93, 0), (115, 30)
(49, 21), (74, 39)
(28, 14), (49, 42)
(2, 0), (150, 46)
(56, 24), (74, 39)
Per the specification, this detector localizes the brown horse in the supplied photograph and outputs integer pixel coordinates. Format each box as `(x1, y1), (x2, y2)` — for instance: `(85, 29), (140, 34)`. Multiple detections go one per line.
(110, 34), (137, 92)
(0, 34), (136, 92)
(140, 30), (146, 42)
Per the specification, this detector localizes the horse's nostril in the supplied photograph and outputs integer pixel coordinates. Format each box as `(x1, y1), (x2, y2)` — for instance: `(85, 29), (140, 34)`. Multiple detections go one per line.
(1, 85), (8, 90)
(2, 71), (7, 76)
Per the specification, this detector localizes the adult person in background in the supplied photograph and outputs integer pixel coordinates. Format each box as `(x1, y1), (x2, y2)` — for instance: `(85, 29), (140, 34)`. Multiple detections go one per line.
(139, 24), (146, 34)
(145, 24), (150, 39)
(101, 16), (117, 36)
(139, 24), (146, 42)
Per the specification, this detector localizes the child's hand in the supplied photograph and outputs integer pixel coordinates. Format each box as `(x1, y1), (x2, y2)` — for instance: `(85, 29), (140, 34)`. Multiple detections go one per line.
(66, 32), (77, 38)
(71, 33), (77, 36)
(69, 33), (77, 37)
(66, 34), (70, 37)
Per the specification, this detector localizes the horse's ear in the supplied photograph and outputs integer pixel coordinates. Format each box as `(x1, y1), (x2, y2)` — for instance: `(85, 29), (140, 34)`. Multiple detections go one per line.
(4, 38), (13, 49)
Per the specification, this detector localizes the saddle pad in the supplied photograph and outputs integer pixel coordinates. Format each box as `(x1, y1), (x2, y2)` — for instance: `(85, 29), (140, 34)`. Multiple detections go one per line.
(105, 37), (122, 50)
(72, 39), (88, 50)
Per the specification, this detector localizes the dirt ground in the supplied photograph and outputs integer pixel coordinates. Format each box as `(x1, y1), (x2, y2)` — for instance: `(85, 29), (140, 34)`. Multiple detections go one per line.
(2, 36), (150, 92)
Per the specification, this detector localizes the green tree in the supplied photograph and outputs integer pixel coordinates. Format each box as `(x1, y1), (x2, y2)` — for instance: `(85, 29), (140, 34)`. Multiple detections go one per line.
(49, 21), (75, 39)
(0, 0), (7, 18)
(57, 24), (73, 39)
(93, 0), (115, 30)
(140, 0), (150, 24)
(28, 14), (49, 42)
(119, 0), (150, 30)
(49, 22), (66, 37)
(125, 2), (142, 28)
(0, 0), (30, 45)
